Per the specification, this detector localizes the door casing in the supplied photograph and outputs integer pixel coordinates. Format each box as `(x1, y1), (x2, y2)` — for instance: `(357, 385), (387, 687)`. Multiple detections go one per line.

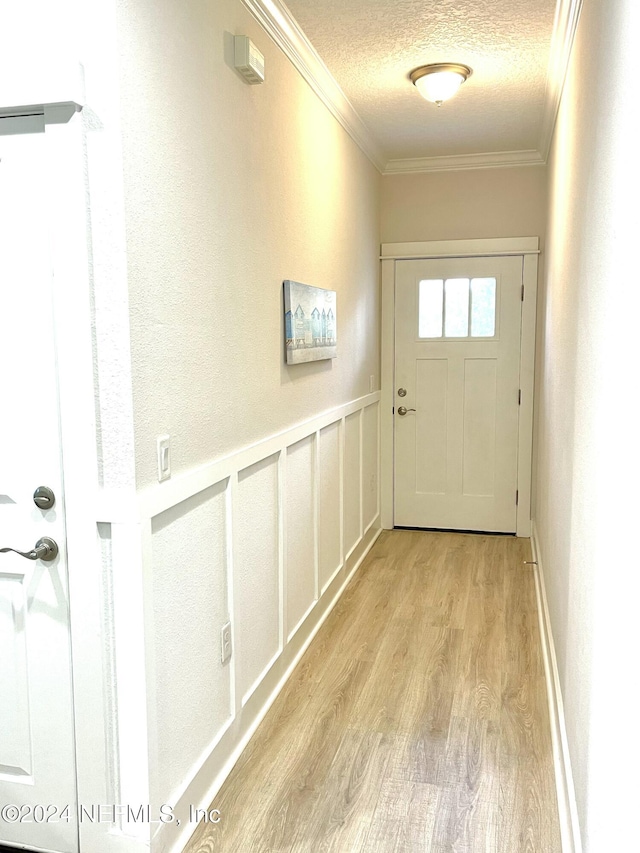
(380, 237), (539, 537)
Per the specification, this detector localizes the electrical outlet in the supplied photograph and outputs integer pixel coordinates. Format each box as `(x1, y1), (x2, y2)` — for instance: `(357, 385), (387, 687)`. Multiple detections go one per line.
(221, 621), (232, 664)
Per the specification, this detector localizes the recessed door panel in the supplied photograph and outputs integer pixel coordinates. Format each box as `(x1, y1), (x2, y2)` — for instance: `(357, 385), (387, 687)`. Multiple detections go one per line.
(0, 573), (32, 777)
(463, 358), (497, 497)
(415, 359), (448, 495)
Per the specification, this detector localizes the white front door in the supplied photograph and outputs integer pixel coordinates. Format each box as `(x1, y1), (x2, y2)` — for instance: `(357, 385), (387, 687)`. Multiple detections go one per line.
(0, 133), (78, 852)
(394, 255), (523, 532)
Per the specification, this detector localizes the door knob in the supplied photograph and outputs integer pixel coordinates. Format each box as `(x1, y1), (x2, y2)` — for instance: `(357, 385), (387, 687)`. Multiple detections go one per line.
(0, 537), (59, 562)
(397, 406), (416, 416)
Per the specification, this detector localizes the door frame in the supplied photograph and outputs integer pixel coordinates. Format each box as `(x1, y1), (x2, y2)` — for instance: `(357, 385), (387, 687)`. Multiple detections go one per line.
(42, 119), (151, 853)
(380, 237), (539, 537)
(43, 115), (146, 853)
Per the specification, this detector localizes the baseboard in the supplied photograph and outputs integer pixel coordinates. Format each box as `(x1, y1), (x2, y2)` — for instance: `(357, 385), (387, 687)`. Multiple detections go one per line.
(530, 522), (583, 852)
(159, 522), (383, 853)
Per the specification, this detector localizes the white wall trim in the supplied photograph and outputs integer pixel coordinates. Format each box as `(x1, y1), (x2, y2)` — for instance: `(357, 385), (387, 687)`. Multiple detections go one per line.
(128, 392), (382, 853)
(383, 0), (582, 173)
(239, 0), (385, 171)
(45, 114), (150, 853)
(538, 0), (584, 161)
(531, 522), (583, 853)
(109, 521), (151, 840)
(380, 258), (395, 529)
(0, 59), (85, 129)
(383, 149), (545, 175)
(96, 393), (380, 523)
(0, 102), (82, 136)
(91, 392), (380, 853)
(380, 237), (538, 534)
(239, 0), (581, 176)
(278, 447), (287, 649)
(381, 237), (540, 260)
(162, 525), (381, 853)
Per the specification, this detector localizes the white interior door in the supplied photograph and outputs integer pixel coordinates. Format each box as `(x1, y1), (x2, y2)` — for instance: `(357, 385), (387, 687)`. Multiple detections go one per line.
(0, 133), (78, 852)
(394, 255), (523, 532)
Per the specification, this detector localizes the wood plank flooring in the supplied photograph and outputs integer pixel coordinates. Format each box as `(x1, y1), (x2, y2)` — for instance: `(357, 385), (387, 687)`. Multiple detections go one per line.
(184, 530), (561, 853)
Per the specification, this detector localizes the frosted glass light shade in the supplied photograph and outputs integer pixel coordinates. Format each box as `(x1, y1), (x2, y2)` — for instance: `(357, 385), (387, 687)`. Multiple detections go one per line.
(410, 63), (472, 105)
(415, 70), (464, 103)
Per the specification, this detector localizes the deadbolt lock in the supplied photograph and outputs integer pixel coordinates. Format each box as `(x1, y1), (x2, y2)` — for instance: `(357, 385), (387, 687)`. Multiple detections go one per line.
(33, 486), (56, 510)
(397, 388), (407, 397)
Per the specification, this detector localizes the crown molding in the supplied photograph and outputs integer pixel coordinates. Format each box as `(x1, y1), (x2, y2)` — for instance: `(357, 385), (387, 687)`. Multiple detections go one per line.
(240, 0), (386, 171)
(241, 0), (581, 177)
(383, 149), (545, 174)
(538, 0), (584, 161)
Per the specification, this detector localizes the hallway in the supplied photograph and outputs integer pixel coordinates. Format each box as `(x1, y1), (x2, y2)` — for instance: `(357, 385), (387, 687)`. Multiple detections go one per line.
(185, 530), (560, 852)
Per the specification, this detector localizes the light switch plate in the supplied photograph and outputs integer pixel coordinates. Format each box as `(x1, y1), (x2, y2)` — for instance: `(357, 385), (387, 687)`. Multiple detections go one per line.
(157, 435), (171, 482)
(221, 621), (232, 664)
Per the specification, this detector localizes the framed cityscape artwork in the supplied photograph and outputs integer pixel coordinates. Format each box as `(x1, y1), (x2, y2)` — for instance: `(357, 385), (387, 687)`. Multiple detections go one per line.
(283, 280), (337, 364)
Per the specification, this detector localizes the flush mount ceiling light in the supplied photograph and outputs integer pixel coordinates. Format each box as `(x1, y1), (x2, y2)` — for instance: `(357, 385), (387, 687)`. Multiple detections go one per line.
(410, 63), (472, 106)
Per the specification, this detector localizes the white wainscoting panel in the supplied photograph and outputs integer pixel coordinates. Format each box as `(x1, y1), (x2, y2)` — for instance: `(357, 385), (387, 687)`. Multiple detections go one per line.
(344, 411), (362, 556)
(285, 436), (317, 641)
(362, 402), (379, 531)
(236, 455), (281, 707)
(318, 421), (342, 593)
(96, 522), (119, 809)
(149, 482), (231, 806)
(95, 393), (381, 853)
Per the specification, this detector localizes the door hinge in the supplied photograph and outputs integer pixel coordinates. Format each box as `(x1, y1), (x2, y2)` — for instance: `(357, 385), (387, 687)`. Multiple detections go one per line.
(516, 490), (519, 506)
(518, 389), (521, 405)
(521, 284), (525, 302)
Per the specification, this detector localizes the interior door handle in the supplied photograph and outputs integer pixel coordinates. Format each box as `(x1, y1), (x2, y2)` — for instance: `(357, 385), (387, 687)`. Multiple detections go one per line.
(397, 406), (416, 416)
(0, 537), (59, 562)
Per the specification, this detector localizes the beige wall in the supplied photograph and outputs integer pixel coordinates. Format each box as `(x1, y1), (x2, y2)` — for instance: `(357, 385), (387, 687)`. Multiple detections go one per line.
(111, 0), (382, 832)
(100, 1), (640, 847)
(116, 0), (380, 489)
(380, 165), (547, 243)
(535, 0), (640, 848)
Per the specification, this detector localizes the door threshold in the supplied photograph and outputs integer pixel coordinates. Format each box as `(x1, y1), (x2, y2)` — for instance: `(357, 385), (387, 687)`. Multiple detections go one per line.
(394, 526), (516, 536)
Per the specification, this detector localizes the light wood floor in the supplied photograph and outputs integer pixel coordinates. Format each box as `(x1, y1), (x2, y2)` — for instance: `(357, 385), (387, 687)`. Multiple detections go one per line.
(185, 530), (561, 853)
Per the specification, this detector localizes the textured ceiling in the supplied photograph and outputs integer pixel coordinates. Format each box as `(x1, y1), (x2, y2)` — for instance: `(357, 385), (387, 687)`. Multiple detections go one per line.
(284, 0), (557, 163)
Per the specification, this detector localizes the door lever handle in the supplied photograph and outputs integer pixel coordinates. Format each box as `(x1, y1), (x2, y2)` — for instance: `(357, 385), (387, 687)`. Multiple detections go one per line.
(0, 537), (59, 562)
(397, 406), (416, 416)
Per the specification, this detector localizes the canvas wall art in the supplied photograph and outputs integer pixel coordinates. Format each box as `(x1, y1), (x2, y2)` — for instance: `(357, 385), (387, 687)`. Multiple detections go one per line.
(283, 280), (337, 364)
